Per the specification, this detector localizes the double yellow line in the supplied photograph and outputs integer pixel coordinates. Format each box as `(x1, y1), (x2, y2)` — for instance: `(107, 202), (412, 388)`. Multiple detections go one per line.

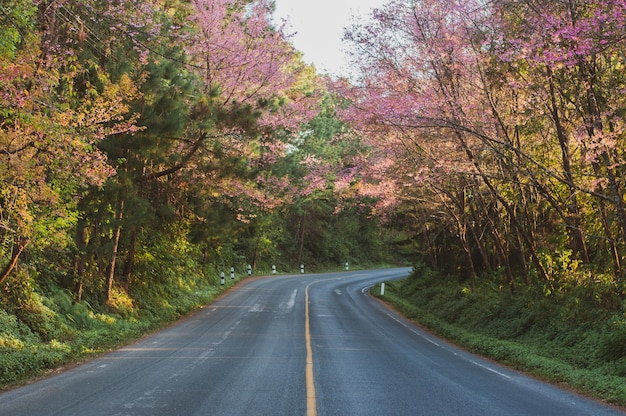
(305, 284), (317, 416)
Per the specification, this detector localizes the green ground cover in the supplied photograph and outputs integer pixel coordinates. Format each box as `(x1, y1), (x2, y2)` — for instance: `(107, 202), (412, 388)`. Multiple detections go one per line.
(0, 274), (234, 389)
(373, 264), (626, 408)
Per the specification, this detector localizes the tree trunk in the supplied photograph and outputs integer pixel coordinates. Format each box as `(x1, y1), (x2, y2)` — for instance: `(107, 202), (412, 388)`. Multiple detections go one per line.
(578, 57), (626, 256)
(122, 227), (137, 284)
(422, 221), (438, 269)
(456, 132), (550, 285)
(106, 198), (124, 304)
(474, 190), (515, 287)
(297, 210), (306, 267)
(445, 189), (477, 280)
(0, 236), (28, 284)
(547, 67), (590, 263)
(467, 207), (492, 276)
(598, 198), (621, 275)
(74, 219), (87, 302)
(600, 152), (626, 249)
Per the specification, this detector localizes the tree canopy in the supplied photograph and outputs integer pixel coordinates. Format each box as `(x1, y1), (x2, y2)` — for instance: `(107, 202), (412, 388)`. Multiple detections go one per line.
(0, 0), (397, 311)
(337, 0), (626, 295)
(2, 0), (625, 325)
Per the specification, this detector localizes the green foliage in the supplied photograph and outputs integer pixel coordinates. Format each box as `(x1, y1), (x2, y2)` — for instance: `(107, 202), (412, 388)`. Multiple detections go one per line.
(0, 309), (38, 347)
(598, 317), (626, 364)
(0, 0), (36, 58)
(376, 265), (626, 406)
(0, 264), (233, 388)
(0, 0), (400, 391)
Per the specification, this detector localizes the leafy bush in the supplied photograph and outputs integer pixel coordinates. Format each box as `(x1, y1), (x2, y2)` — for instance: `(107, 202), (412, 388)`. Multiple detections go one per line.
(598, 317), (626, 362)
(0, 309), (38, 347)
(0, 260), (235, 389)
(0, 308), (73, 385)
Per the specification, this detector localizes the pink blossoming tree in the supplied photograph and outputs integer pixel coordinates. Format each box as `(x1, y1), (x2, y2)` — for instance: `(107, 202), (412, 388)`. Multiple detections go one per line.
(338, 0), (626, 285)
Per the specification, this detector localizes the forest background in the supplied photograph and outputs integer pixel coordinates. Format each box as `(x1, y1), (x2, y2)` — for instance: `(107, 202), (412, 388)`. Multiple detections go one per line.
(1, 0), (626, 405)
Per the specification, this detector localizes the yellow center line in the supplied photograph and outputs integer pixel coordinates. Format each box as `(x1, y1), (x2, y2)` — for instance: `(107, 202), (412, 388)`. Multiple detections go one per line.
(305, 284), (317, 416)
(304, 275), (352, 416)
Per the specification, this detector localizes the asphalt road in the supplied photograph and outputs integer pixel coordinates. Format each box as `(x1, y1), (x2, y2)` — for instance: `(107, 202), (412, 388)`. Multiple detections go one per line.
(1, 268), (624, 416)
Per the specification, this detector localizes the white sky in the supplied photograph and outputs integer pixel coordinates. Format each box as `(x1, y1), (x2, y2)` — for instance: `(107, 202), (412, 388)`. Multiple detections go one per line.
(272, 0), (387, 77)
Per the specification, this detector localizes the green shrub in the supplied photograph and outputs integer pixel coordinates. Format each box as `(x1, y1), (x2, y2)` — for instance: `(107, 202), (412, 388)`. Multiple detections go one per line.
(613, 357), (626, 377)
(598, 318), (626, 362)
(0, 309), (38, 346)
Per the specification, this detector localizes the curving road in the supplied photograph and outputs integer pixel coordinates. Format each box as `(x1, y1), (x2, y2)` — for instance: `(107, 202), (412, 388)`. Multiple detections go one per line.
(1, 268), (623, 415)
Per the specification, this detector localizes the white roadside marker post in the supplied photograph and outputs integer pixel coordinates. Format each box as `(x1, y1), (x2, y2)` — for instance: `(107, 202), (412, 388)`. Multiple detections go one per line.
(230, 266), (235, 279)
(380, 282), (385, 296)
(272, 265), (276, 274)
(247, 264), (252, 276)
(300, 264), (305, 274)
(220, 272), (225, 286)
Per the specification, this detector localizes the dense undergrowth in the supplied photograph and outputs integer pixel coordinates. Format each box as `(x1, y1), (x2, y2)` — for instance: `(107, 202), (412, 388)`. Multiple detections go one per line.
(0, 267), (235, 389)
(374, 262), (626, 407)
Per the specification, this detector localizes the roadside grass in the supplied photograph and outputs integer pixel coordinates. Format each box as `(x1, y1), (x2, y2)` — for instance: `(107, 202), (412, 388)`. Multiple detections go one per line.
(0, 275), (236, 389)
(372, 269), (626, 408)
